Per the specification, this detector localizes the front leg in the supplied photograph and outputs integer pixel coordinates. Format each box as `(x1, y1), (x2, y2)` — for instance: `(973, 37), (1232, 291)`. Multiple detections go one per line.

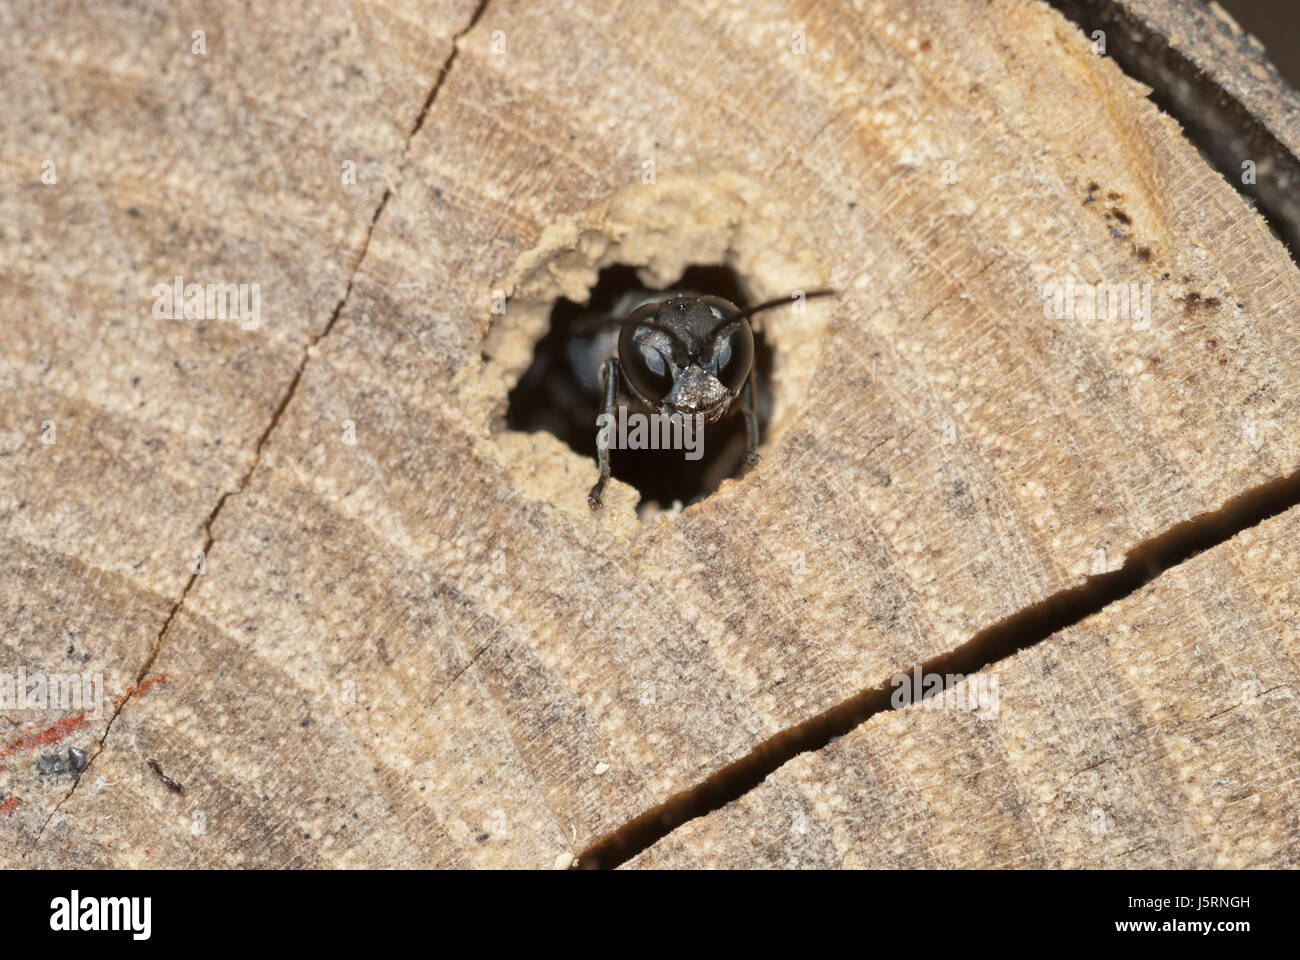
(741, 372), (761, 466)
(588, 357), (620, 510)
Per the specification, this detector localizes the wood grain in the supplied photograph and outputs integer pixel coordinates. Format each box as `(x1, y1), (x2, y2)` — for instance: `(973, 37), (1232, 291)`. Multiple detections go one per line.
(3, 0), (1298, 867)
(630, 501), (1300, 868)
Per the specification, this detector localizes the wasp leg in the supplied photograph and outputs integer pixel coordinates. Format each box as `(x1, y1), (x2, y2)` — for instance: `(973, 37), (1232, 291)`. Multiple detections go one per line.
(588, 357), (620, 510)
(742, 373), (761, 466)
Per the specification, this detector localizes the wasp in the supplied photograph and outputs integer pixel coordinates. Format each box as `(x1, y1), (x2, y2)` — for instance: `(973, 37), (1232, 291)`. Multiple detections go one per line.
(505, 274), (834, 510)
(581, 287), (835, 509)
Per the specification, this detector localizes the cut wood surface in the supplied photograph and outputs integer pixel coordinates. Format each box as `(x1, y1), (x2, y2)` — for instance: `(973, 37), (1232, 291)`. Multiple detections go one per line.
(630, 502), (1300, 868)
(1056, 0), (1300, 250)
(2, 0), (1298, 868)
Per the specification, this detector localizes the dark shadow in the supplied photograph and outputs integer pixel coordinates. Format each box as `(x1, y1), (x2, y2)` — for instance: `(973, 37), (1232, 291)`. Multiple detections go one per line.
(1049, 0), (1300, 257)
(506, 264), (773, 512)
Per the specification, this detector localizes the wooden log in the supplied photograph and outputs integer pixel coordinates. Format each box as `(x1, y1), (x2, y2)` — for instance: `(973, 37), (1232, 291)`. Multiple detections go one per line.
(2, 0), (1298, 868)
(629, 502), (1300, 868)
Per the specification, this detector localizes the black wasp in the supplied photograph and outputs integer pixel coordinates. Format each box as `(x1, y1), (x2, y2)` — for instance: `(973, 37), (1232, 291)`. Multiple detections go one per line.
(507, 277), (835, 510)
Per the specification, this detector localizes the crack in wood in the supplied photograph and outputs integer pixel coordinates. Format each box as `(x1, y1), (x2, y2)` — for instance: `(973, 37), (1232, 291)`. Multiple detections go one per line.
(17, 0), (1293, 867)
(1047, 0), (1300, 255)
(409, 0), (493, 142)
(575, 0), (1300, 871)
(578, 465), (1300, 868)
(22, 0), (496, 852)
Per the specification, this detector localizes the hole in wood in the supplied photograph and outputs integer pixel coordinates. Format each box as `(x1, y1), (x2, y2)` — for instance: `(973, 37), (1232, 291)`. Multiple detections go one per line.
(505, 263), (774, 515)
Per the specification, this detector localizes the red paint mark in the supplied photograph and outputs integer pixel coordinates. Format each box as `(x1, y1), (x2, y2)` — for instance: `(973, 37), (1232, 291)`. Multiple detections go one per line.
(138, 673), (170, 696)
(0, 674), (172, 770)
(114, 673), (171, 708)
(0, 797), (18, 817)
(0, 714), (88, 761)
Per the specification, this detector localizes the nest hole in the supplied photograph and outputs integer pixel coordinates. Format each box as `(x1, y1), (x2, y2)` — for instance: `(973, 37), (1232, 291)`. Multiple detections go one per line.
(506, 264), (773, 514)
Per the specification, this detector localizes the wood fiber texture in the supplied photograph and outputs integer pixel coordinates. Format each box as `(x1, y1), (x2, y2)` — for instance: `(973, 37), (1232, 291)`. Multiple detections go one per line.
(630, 503), (1300, 868)
(2, 0), (1297, 867)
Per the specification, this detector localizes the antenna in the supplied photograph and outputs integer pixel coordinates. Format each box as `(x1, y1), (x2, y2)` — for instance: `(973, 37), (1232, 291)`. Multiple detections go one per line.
(738, 288), (839, 319)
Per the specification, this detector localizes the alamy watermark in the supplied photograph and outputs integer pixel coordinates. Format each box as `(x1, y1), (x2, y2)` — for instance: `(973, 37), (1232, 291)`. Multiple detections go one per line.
(890, 667), (999, 715)
(1042, 277), (1152, 329)
(151, 275), (260, 330)
(50, 891), (151, 940)
(0, 667), (105, 718)
(596, 407), (705, 460)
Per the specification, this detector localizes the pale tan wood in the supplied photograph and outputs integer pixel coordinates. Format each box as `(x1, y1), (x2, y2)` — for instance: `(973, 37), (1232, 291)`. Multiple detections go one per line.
(630, 502), (1300, 868)
(0, 0), (492, 865)
(1057, 0), (1300, 249)
(3, 0), (1299, 868)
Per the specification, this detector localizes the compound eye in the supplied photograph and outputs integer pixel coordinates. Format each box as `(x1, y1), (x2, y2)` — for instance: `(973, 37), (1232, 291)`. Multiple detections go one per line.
(713, 321), (754, 394)
(618, 317), (674, 402)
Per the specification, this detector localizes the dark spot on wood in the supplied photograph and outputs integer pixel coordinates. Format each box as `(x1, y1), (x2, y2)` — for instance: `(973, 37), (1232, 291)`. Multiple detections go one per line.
(149, 758), (185, 793)
(37, 747), (87, 779)
(1179, 292), (1219, 315)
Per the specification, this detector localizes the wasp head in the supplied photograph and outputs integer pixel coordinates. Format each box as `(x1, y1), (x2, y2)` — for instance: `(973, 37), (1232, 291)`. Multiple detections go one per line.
(616, 295), (754, 422)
